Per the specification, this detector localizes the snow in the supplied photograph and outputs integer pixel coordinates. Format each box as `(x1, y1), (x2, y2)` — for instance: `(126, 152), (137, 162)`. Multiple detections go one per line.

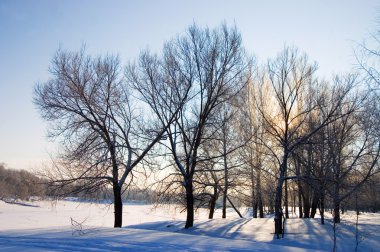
(0, 199), (379, 251)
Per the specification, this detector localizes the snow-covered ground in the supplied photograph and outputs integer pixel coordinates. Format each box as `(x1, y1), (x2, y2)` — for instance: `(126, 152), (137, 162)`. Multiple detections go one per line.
(0, 199), (379, 251)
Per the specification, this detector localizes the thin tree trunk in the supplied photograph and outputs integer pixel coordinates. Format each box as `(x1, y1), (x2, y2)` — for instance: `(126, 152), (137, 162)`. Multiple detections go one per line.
(295, 159), (303, 218)
(333, 218), (337, 252)
(113, 184), (123, 228)
(292, 191), (296, 214)
(303, 185), (311, 218)
(298, 181), (303, 218)
(285, 175), (289, 219)
(256, 155), (264, 218)
(355, 191), (360, 252)
(333, 182), (341, 223)
(222, 141), (228, 219)
(185, 180), (194, 229)
(320, 193), (325, 225)
(226, 193), (243, 218)
(251, 166), (257, 218)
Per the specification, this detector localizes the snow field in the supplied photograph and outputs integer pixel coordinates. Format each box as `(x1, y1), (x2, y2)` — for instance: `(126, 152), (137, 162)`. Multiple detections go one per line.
(0, 199), (379, 251)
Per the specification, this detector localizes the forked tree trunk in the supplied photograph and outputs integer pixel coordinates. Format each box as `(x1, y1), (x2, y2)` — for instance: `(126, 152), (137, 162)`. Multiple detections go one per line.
(185, 181), (194, 228)
(113, 184), (123, 228)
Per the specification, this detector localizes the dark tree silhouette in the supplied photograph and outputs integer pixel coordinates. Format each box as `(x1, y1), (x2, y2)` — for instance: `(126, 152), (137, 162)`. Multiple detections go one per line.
(34, 49), (176, 227)
(128, 24), (252, 228)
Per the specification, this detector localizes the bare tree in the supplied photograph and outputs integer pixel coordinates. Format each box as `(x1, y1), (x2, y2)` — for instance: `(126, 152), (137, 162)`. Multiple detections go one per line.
(253, 47), (318, 236)
(128, 24), (251, 228)
(34, 49), (172, 227)
(205, 102), (245, 218)
(323, 80), (380, 224)
(243, 77), (268, 218)
(193, 147), (221, 219)
(194, 103), (244, 219)
(254, 47), (356, 237)
(356, 28), (380, 91)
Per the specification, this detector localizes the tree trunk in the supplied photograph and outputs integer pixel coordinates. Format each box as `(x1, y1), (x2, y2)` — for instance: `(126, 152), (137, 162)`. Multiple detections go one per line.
(256, 158), (264, 218)
(274, 180), (283, 237)
(252, 168), (257, 218)
(285, 176), (289, 219)
(298, 181), (303, 218)
(208, 186), (218, 219)
(320, 193), (325, 225)
(258, 195), (264, 218)
(222, 188), (227, 218)
(113, 184), (123, 228)
(253, 201), (258, 218)
(303, 144), (312, 218)
(295, 159), (303, 218)
(333, 180), (340, 223)
(333, 201), (341, 223)
(275, 150), (290, 237)
(292, 191), (296, 214)
(274, 172), (285, 237)
(226, 193), (243, 218)
(222, 149), (228, 219)
(310, 191), (319, 218)
(303, 184), (311, 218)
(185, 181), (194, 228)
(269, 201), (274, 214)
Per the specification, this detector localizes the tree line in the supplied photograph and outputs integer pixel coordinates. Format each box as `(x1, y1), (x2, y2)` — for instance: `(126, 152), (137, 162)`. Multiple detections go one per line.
(33, 24), (380, 237)
(0, 163), (47, 200)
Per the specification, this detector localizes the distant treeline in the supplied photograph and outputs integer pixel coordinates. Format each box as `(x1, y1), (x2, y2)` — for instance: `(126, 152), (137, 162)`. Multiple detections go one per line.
(0, 163), (160, 203)
(1, 162), (380, 214)
(0, 164), (48, 200)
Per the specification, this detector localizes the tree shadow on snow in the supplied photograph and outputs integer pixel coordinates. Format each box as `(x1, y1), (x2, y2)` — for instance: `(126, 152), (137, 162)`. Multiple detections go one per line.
(126, 218), (252, 240)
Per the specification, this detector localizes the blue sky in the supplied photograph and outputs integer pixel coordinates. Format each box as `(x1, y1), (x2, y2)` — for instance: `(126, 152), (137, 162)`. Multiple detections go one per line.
(0, 0), (379, 170)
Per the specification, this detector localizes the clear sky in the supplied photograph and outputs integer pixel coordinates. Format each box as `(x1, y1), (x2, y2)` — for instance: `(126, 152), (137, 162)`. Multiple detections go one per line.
(0, 0), (379, 171)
